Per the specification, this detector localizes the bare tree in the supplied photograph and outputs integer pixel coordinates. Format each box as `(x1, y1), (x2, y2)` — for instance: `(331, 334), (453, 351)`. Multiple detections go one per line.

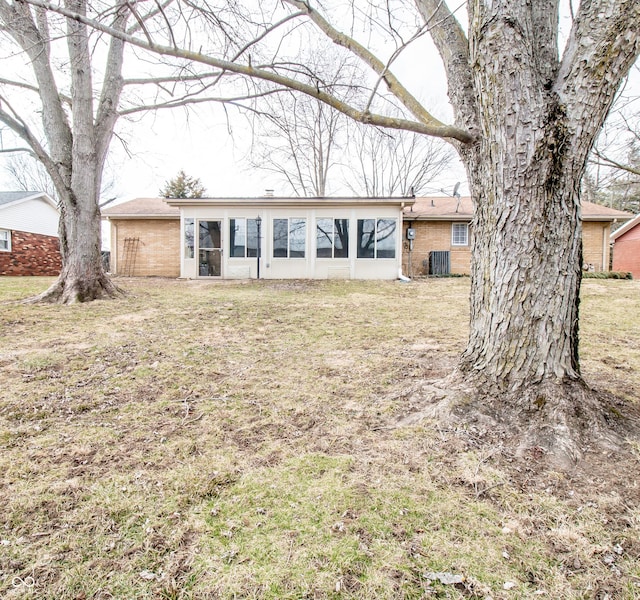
(0, 0), (237, 302)
(252, 87), (455, 197)
(1, 144), (118, 204)
(345, 121), (454, 197)
(586, 77), (640, 211)
(248, 48), (363, 197)
(2, 152), (57, 199)
(0, 0), (132, 302)
(24, 0), (640, 461)
(250, 90), (343, 197)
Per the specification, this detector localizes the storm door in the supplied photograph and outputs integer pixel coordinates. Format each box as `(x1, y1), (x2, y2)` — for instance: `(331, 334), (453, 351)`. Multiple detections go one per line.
(198, 220), (222, 277)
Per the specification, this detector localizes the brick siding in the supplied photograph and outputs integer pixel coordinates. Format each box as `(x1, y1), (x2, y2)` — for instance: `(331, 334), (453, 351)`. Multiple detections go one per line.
(402, 221), (471, 276)
(582, 222), (610, 272)
(0, 230), (61, 276)
(112, 219), (180, 277)
(402, 220), (612, 276)
(612, 224), (640, 278)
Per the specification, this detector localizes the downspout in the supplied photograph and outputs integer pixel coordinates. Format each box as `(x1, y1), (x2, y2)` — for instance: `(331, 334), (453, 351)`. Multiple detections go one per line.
(398, 268), (411, 282)
(111, 220), (117, 275)
(399, 201), (412, 282)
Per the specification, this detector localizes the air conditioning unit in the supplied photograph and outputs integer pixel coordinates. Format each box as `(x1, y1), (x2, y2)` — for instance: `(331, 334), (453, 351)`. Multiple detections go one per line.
(429, 250), (450, 275)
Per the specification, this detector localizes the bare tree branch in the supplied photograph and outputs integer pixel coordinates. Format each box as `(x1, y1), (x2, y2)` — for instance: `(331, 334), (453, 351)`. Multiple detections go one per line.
(0, 146), (36, 155)
(282, 0), (459, 138)
(0, 96), (67, 192)
(118, 89), (283, 115)
(414, 0), (478, 138)
(592, 149), (640, 177)
(20, 0), (474, 143)
(0, 0), (73, 181)
(122, 71), (224, 85)
(126, 0), (174, 35)
(363, 22), (430, 114)
(556, 0), (640, 151)
(3, 152), (58, 199)
(96, 3), (129, 169)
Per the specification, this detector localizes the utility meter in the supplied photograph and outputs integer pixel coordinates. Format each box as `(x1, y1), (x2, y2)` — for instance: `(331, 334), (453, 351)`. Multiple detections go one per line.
(406, 227), (416, 240)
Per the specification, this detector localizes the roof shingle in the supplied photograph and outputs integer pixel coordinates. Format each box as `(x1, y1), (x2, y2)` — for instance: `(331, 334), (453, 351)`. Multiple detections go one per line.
(404, 197), (634, 222)
(101, 197), (179, 217)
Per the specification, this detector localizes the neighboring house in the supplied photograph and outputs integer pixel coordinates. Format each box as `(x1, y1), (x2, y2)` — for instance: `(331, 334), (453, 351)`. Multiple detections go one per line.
(102, 198), (181, 277)
(0, 191), (61, 276)
(611, 213), (640, 278)
(402, 197), (633, 277)
(102, 195), (413, 280)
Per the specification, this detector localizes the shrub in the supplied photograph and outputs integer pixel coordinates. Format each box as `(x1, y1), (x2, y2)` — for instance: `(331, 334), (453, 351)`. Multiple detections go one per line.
(583, 271), (632, 279)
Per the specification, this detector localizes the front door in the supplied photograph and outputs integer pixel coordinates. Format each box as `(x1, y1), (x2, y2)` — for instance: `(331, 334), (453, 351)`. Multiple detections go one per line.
(198, 220), (222, 277)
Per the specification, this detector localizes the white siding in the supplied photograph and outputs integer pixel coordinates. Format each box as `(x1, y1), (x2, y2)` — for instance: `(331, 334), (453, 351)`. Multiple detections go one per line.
(0, 196), (60, 237)
(179, 204), (405, 280)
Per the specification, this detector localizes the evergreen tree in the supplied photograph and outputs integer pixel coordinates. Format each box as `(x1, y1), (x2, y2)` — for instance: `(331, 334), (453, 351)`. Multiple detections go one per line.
(160, 170), (206, 198)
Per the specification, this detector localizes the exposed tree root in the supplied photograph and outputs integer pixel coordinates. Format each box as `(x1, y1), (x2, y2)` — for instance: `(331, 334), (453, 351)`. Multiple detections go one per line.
(395, 370), (640, 470)
(23, 273), (125, 305)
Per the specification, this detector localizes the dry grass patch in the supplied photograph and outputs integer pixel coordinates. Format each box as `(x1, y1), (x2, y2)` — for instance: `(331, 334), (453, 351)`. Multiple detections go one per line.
(0, 276), (638, 599)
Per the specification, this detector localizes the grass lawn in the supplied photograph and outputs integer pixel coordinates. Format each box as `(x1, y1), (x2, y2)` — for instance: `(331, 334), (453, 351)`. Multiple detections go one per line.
(0, 276), (639, 599)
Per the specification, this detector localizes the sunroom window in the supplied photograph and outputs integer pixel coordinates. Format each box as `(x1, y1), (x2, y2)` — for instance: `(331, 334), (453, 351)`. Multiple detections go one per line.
(316, 218), (349, 258)
(357, 218), (396, 259)
(183, 219), (194, 258)
(230, 218), (258, 257)
(273, 218), (306, 258)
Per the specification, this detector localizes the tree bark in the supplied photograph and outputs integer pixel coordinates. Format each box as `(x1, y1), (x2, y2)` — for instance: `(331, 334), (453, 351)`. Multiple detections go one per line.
(0, 0), (128, 303)
(30, 190), (120, 304)
(407, 0), (640, 463)
(457, 0), (639, 391)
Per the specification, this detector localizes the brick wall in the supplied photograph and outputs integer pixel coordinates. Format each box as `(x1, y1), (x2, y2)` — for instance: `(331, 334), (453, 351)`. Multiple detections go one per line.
(0, 230), (61, 276)
(582, 222), (610, 272)
(402, 221), (471, 276)
(612, 225), (640, 278)
(112, 219), (180, 277)
(402, 220), (613, 277)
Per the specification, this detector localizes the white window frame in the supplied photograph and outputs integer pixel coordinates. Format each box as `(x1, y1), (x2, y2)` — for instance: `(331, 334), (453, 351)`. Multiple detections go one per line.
(272, 217), (306, 259)
(316, 217), (349, 259)
(356, 218), (398, 259)
(229, 217), (259, 258)
(0, 229), (10, 252)
(451, 223), (469, 246)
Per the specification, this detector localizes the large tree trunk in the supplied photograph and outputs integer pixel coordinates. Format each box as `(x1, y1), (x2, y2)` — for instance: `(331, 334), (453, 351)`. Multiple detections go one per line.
(33, 0), (122, 304)
(30, 190), (121, 304)
(405, 0), (640, 466)
(0, 0), (127, 304)
(461, 105), (583, 393)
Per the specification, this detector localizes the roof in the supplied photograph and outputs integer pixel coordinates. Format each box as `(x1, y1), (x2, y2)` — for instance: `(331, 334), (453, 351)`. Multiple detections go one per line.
(99, 195), (630, 224)
(611, 212), (640, 241)
(164, 195), (415, 208)
(101, 197), (179, 219)
(0, 191), (58, 211)
(102, 195), (415, 217)
(580, 201), (634, 221)
(404, 196), (473, 221)
(404, 197), (634, 222)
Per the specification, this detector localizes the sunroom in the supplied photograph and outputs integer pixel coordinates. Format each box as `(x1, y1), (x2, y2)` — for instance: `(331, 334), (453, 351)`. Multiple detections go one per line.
(165, 196), (414, 280)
